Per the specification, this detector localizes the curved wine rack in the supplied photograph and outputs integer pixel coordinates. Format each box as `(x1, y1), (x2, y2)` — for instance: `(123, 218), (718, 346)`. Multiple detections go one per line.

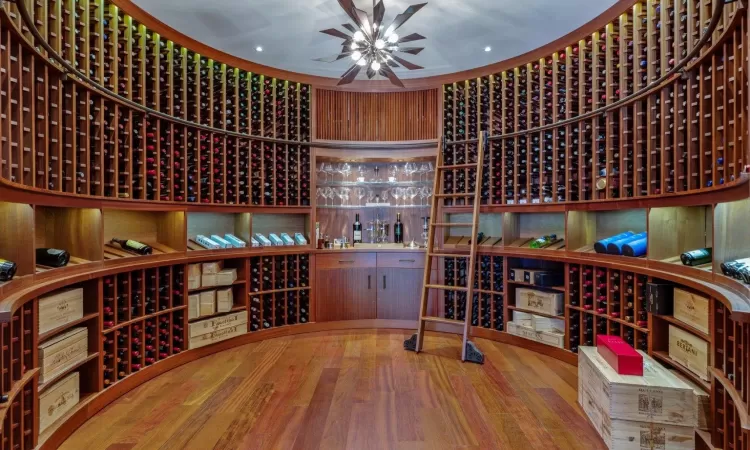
(0, 0), (746, 449)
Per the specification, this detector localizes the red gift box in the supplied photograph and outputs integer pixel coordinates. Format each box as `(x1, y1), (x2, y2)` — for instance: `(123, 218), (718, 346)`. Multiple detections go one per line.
(596, 335), (643, 376)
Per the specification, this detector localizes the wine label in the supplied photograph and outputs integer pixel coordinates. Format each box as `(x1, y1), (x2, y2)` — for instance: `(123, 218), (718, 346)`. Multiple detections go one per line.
(353, 231), (362, 241)
(126, 240), (146, 250)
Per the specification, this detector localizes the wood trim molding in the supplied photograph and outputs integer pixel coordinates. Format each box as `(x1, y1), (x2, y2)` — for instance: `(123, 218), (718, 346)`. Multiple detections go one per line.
(36, 321), (575, 449)
(110, 0), (637, 91)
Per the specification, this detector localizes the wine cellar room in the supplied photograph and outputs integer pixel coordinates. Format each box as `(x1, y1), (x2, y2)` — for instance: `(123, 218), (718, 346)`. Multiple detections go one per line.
(0, 0), (747, 448)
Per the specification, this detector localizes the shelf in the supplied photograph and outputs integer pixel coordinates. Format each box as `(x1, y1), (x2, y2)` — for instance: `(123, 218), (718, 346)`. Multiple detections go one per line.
(38, 352), (99, 393)
(316, 205), (430, 209)
(103, 305), (187, 333)
(507, 280), (565, 292)
(651, 351), (711, 392)
(249, 286), (311, 295)
(39, 312), (99, 343)
(188, 279), (246, 294)
(507, 305), (563, 320)
(566, 305), (649, 333)
(652, 314), (711, 342)
(316, 181), (432, 188)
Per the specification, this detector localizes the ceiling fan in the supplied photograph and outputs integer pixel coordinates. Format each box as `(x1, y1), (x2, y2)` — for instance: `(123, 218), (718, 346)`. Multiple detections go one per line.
(315, 0), (427, 87)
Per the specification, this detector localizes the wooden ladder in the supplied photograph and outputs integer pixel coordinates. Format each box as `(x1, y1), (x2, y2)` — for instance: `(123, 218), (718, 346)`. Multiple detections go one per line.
(404, 131), (487, 364)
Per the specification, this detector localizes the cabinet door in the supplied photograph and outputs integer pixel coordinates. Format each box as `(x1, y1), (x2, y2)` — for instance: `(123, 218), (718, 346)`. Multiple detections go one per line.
(377, 268), (423, 320)
(315, 267), (377, 321)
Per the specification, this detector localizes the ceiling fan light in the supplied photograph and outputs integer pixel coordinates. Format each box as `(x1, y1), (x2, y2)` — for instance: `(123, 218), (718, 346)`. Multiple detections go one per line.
(352, 30), (365, 41)
(372, 23), (379, 32)
(384, 25), (395, 38)
(371, 60), (381, 71)
(351, 50), (362, 61)
(387, 33), (399, 44)
(350, 42), (359, 50)
(356, 58), (367, 66)
(375, 39), (385, 49)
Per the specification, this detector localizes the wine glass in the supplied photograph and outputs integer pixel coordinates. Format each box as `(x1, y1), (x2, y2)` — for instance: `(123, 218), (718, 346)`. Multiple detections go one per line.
(320, 162), (334, 182)
(339, 163), (352, 182)
(390, 188), (401, 207)
(357, 165), (367, 182)
(420, 162), (433, 182)
(388, 164), (399, 183)
(420, 186), (432, 206)
(322, 187), (334, 206)
(404, 162), (417, 181)
(407, 187), (419, 206)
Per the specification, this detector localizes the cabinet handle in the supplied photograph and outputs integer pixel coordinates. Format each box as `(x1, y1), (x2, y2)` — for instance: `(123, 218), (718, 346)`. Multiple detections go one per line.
(368, 275), (371, 289)
(383, 275), (386, 289)
(338, 260), (354, 263)
(399, 259), (415, 263)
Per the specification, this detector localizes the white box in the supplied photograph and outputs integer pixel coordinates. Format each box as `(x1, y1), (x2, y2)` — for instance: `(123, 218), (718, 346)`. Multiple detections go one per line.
(202, 261), (223, 274)
(531, 315), (564, 332)
(199, 290), (216, 316)
(216, 288), (233, 313)
(512, 310), (533, 327)
(188, 294), (200, 320)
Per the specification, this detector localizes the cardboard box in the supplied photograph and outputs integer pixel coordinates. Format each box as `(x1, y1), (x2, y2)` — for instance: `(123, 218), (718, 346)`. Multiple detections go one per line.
(596, 335), (643, 376)
(512, 310), (533, 327)
(216, 268), (237, 286)
(216, 288), (233, 313)
(199, 290), (216, 316)
(531, 315), (564, 332)
(202, 261), (223, 274)
(188, 294), (200, 320)
(201, 273), (218, 288)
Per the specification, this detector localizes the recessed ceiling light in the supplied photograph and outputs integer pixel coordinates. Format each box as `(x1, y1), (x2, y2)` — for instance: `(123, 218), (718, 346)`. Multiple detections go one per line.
(484, 46), (491, 52)
(256, 46), (263, 52)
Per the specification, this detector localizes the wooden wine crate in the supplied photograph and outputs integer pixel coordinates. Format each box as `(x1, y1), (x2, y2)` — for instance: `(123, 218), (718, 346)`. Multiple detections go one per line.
(188, 322), (247, 350)
(506, 321), (564, 348)
(39, 327), (88, 384)
(201, 273), (217, 288)
(512, 310), (532, 327)
(188, 294), (200, 320)
(515, 288), (563, 316)
(189, 310), (248, 338)
(670, 369), (711, 430)
(216, 288), (233, 313)
(188, 263), (201, 290)
(668, 325), (710, 381)
(39, 372), (80, 433)
(199, 290), (215, 317)
(579, 346), (695, 423)
(202, 261), (223, 274)
(673, 288), (709, 335)
(531, 314), (564, 332)
(38, 288), (84, 335)
(216, 269), (237, 286)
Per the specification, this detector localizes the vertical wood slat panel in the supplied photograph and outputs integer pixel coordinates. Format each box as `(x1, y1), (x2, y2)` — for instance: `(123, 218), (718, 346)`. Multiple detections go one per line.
(314, 89), (438, 141)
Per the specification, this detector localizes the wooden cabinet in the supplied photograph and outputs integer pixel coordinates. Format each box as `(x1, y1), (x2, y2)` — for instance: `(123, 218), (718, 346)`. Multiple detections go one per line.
(376, 268), (423, 320)
(315, 266), (377, 321)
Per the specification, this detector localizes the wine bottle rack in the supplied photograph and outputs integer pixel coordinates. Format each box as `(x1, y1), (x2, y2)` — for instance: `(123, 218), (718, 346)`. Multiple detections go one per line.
(443, 254), (503, 330)
(441, 0), (746, 206)
(0, 0), (312, 207)
(248, 253), (311, 331)
(566, 263), (649, 353)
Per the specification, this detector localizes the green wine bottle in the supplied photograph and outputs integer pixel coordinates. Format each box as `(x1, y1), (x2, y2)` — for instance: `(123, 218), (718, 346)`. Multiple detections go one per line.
(530, 234), (557, 249)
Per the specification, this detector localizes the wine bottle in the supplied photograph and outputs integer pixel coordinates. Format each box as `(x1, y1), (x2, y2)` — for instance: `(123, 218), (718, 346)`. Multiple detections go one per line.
(353, 213), (362, 244)
(681, 248), (712, 266)
(394, 213), (404, 244)
(35, 248), (71, 267)
(0, 259), (17, 282)
(110, 238), (153, 255)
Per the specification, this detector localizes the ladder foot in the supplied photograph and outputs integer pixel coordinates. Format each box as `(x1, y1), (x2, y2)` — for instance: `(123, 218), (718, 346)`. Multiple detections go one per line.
(404, 333), (418, 352)
(464, 341), (484, 364)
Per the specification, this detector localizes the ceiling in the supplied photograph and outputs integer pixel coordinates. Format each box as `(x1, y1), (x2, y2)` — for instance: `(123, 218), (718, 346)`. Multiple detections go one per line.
(132, 0), (619, 80)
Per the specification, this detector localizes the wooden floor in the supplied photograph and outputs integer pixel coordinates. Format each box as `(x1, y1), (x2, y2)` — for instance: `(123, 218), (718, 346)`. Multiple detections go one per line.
(61, 329), (606, 450)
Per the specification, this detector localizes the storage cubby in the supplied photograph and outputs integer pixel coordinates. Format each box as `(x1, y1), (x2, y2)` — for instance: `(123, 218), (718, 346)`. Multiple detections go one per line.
(102, 209), (185, 258)
(648, 206), (713, 266)
(503, 212), (565, 250)
(34, 206), (103, 270)
(440, 212), (503, 249)
(250, 213), (310, 243)
(0, 202), (34, 278)
(714, 197), (750, 281)
(567, 209), (647, 253)
(186, 212), (252, 251)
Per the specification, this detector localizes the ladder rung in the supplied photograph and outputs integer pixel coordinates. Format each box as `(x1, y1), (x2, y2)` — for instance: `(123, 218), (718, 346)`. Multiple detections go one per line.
(434, 193), (475, 198)
(432, 222), (473, 227)
(438, 163), (477, 170)
(425, 284), (468, 292)
(428, 252), (470, 258)
(422, 316), (465, 325)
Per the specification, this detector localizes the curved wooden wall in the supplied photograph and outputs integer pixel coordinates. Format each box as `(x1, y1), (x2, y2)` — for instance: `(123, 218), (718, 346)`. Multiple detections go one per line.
(314, 89), (439, 141)
(0, 1), (745, 450)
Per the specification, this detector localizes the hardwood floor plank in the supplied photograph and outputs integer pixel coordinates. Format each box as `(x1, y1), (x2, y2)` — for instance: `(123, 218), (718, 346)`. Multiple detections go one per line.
(60, 330), (606, 450)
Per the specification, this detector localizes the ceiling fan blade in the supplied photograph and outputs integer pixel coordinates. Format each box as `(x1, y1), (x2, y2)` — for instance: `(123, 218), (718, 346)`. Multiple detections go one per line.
(337, 0), (364, 28)
(320, 28), (351, 40)
(372, 0), (386, 36)
(395, 47), (424, 55)
(341, 23), (357, 33)
(387, 59), (400, 68)
(366, 67), (377, 79)
(397, 33), (426, 43)
(381, 65), (405, 88)
(313, 51), (354, 63)
(386, 3), (427, 32)
(390, 54), (423, 70)
(338, 64), (363, 85)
